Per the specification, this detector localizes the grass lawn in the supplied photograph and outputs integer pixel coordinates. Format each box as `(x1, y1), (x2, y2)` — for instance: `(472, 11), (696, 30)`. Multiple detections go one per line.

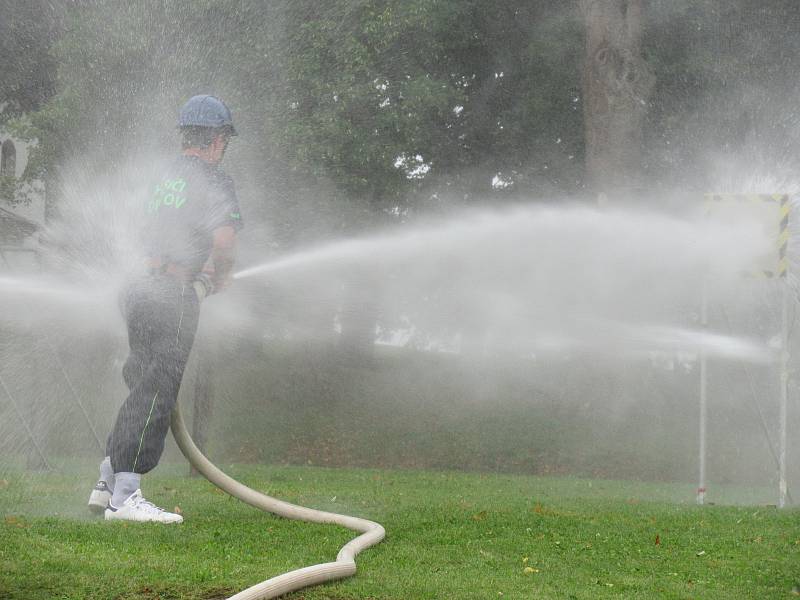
(0, 463), (798, 599)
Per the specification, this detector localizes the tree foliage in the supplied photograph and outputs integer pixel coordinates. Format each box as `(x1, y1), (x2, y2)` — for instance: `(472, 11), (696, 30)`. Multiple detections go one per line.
(0, 0), (62, 118)
(270, 1), (584, 211)
(8, 0), (800, 219)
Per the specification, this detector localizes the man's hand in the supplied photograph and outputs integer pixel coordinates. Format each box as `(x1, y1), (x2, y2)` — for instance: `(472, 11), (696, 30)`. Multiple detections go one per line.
(193, 272), (214, 301)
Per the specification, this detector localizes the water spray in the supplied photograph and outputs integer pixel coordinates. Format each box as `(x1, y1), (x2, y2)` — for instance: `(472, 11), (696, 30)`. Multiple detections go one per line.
(0, 272), (386, 598)
(2, 199), (794, 598)
(41, 329), (105, 453)
(0, 372), (51, 470)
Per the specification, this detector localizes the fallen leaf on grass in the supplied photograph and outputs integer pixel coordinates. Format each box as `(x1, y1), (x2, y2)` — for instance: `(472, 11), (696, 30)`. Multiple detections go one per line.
(174, 506), (182, 515)
(4, 516), (27, 528)
(655, 534), (660, 546)
(523, 567), (539, 575)
(472, 511), (487, 521)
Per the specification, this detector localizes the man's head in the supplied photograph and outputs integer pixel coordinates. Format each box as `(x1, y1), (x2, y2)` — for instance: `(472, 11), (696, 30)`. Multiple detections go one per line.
(178, 95), (237, 164)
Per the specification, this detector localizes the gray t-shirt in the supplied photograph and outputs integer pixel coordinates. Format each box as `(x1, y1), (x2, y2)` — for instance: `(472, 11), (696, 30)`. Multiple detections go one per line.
(143, 155), (243, 277)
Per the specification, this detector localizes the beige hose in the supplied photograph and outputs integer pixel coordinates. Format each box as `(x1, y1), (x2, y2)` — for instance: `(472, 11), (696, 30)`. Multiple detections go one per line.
(170, 406), (385, 600)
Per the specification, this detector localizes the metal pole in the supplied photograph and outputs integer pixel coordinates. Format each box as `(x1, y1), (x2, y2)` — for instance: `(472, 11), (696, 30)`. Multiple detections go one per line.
(719, 303), (794, 504)
(779, 281), (789, 508)
(698, 281), (708, 505)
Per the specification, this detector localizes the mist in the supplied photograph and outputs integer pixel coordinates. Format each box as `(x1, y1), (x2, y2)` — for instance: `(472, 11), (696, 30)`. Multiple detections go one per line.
(2, 0), (800, 510)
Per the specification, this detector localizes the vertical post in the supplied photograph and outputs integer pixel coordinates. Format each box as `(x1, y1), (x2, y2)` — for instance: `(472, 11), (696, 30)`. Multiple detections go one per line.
(698, 281), (708, 505)
(779, 281), (789, 508)
(777, 193), (790, 508)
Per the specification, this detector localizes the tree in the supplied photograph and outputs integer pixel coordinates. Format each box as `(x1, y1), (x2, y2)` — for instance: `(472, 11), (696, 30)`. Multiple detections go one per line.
(581, 0), (654, 199)
(0, 1), (62, 119)
(0, 1), (64, 206)
(21, 1), (587, 222)
(271, 1), (585, 215)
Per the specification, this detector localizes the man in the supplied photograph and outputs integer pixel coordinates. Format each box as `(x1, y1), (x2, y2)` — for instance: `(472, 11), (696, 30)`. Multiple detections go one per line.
(87, 95), (243, 523)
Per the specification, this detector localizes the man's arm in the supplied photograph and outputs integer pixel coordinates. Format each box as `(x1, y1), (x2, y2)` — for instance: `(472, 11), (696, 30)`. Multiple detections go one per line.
(203, 225), (237, 293)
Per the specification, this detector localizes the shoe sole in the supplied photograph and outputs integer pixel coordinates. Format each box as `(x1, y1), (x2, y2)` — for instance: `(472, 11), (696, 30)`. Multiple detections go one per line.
(88, 490), (112, 514)
(104, 510), (183, 524)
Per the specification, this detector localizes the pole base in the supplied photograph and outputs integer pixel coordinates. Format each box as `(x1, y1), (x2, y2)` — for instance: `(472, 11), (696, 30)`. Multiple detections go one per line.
(696, 487), (706, 505)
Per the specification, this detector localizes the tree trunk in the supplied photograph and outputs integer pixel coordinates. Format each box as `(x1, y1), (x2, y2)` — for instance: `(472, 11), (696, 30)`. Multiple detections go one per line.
(581, 0), (654, 200)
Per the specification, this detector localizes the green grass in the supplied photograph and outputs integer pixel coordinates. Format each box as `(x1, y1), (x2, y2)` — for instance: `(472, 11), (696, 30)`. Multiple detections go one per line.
(0, 463), (798, 599)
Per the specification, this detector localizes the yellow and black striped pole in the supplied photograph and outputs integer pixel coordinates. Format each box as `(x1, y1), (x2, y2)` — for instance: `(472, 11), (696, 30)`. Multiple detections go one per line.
(777, 194), (790, 507)
(704, 193), (789, 278)
(778, 194), (789, 279)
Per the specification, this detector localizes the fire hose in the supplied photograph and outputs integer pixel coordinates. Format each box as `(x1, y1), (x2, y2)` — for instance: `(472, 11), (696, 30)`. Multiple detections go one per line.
(170, 405), (385, 600)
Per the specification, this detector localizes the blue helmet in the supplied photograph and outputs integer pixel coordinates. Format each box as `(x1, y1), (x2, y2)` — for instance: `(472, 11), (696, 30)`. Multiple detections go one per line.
(178, 95), (237, 136)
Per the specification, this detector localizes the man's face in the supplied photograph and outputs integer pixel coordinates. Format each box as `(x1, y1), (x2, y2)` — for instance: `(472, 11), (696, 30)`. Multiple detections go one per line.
(210, 134), (229, 164)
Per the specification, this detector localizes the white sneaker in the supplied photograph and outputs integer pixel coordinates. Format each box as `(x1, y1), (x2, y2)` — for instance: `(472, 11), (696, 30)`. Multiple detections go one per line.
(104, 489), (183, 524)
(88, 480), (112, 514)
